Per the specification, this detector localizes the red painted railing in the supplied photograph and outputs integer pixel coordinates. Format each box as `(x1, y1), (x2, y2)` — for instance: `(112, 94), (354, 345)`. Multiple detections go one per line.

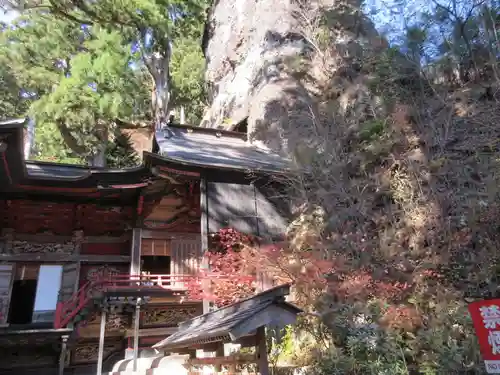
(54, 274), (199, 329)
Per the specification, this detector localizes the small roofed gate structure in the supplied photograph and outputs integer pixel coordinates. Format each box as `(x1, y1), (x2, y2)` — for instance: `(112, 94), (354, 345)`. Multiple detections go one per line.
(109, 285), (302, 375)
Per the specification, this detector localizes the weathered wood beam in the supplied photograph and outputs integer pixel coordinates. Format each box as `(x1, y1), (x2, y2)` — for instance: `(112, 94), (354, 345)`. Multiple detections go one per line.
(8, 234), (130, 243)
(124, 327), (177, 337)
(140, 230), (201, 240)
(0, 254), (130, 263)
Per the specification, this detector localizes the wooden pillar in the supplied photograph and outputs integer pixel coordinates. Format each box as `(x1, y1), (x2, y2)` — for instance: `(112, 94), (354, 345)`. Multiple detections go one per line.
(200, 176), (210, 314)
(96, 310), (107, 375)
(256, 327), (269, 375)
(132, 298), (141, 371)
(214, 343), (225, 372)
(58, 335), (69, 375)
(131, 228), (142, 277)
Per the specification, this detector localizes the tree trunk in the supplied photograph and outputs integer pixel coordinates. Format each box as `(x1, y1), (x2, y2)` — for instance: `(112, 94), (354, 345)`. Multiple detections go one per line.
(88, 121), (108, 168)
(24, 117), (35, 159)
(87, 146), (106, 167)
(144, 42), (172, 130)
(57, 120), (88, 156)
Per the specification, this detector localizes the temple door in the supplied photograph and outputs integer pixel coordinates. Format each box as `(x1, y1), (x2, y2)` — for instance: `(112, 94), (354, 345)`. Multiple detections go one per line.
(0, 264), (14, 326)
(58, 263), (80, 303)
(171, 238), (202, 288)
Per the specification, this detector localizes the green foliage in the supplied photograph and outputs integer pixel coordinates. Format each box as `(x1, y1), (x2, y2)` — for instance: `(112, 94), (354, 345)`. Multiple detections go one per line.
(268, 325), (295, 368)
(0, 63), (29, 119)
(0, 11), (151, 164)
(32, 120), (84, 164)
(303, 299), (483, 375)
(170, 37), (207, 124)
(0, 0), (208, 165)
(359, 119), (386, 142)
(105, 131), (140, 168)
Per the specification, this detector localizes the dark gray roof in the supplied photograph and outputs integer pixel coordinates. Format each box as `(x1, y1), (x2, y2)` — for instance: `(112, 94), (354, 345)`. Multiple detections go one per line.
(25, 162), (93, 180)
(155, 126), (292, 174)
(153, 284), (302, 350)
(24, 161), (149, 181)
(0, 118), (26, 126)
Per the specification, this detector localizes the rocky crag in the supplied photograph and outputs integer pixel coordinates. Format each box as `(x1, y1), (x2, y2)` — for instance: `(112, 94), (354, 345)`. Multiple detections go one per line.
(200, 0), (500, 372)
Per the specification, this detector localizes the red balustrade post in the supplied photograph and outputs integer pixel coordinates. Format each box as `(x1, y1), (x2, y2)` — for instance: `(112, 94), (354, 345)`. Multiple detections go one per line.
(54, 303), (63, 329)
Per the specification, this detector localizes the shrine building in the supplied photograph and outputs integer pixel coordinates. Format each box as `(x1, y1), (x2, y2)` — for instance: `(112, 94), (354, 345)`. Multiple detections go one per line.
(0, 118), (291, 375)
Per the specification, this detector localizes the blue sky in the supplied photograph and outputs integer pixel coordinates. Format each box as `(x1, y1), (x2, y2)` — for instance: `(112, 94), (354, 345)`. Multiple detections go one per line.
(0, 10), (18, 24)
(34, 265), (63, 311)
(0, 4), (409, 42)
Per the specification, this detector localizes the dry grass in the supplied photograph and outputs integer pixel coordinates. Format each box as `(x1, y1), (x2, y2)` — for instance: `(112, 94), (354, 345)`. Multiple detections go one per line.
(269, 4), (500, 371)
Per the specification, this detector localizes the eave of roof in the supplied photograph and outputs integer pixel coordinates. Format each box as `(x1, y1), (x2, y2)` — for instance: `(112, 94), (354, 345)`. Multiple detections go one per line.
(152, 284), (302, 350)
(0, 119), (152, 196)
(154, 125), (293, 175)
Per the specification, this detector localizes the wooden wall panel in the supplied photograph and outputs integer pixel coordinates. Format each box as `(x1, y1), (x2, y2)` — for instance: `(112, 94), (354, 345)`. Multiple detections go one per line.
(0, 264), (13, 325)
(81, 242), (129, 256)
(2, 200), (135, 237)
(14, 264), (39, 280)
(207, 182), (289, 240)
(141, 239), (171, 256)
(171, 239), (202, 287)
(207, 183), (258, 235)
(58, 263), (80, 303)
(5, 200), (75, 235)
(254, 183), (289, 240)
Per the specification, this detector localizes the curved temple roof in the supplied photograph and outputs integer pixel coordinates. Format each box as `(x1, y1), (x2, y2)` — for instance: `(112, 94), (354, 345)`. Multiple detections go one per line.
(0, 118), (291, 198)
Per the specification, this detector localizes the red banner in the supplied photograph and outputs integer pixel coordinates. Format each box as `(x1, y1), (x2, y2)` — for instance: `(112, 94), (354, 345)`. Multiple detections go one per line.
(469, 299), (500, 373)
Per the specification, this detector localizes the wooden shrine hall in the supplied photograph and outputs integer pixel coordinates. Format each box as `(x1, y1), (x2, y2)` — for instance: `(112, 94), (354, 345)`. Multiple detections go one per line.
(0, 118), (292, 375)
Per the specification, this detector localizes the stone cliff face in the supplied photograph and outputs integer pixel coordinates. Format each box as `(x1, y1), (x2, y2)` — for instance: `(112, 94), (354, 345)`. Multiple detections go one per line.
(200, 0), (386, 161)
(200, 0), (311, 158)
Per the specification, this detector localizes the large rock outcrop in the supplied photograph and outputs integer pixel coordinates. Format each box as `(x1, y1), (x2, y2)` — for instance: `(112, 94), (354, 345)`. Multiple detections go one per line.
(200, 0), (388, 161)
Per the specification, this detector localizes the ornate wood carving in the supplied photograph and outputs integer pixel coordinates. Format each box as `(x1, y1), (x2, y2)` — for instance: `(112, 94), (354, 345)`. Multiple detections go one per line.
(141, 305), (200, 327)
(10, 240), (76, 254)
(86, 265), (121, 281)
(72, 340), (122, 364)
(84, 311), (130, 331)
(0, 229), (83, 255)
(143, 183), (200, 232)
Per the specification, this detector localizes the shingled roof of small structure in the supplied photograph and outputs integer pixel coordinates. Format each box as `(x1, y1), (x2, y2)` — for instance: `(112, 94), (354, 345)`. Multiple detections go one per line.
(152, 284), (302, 351)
